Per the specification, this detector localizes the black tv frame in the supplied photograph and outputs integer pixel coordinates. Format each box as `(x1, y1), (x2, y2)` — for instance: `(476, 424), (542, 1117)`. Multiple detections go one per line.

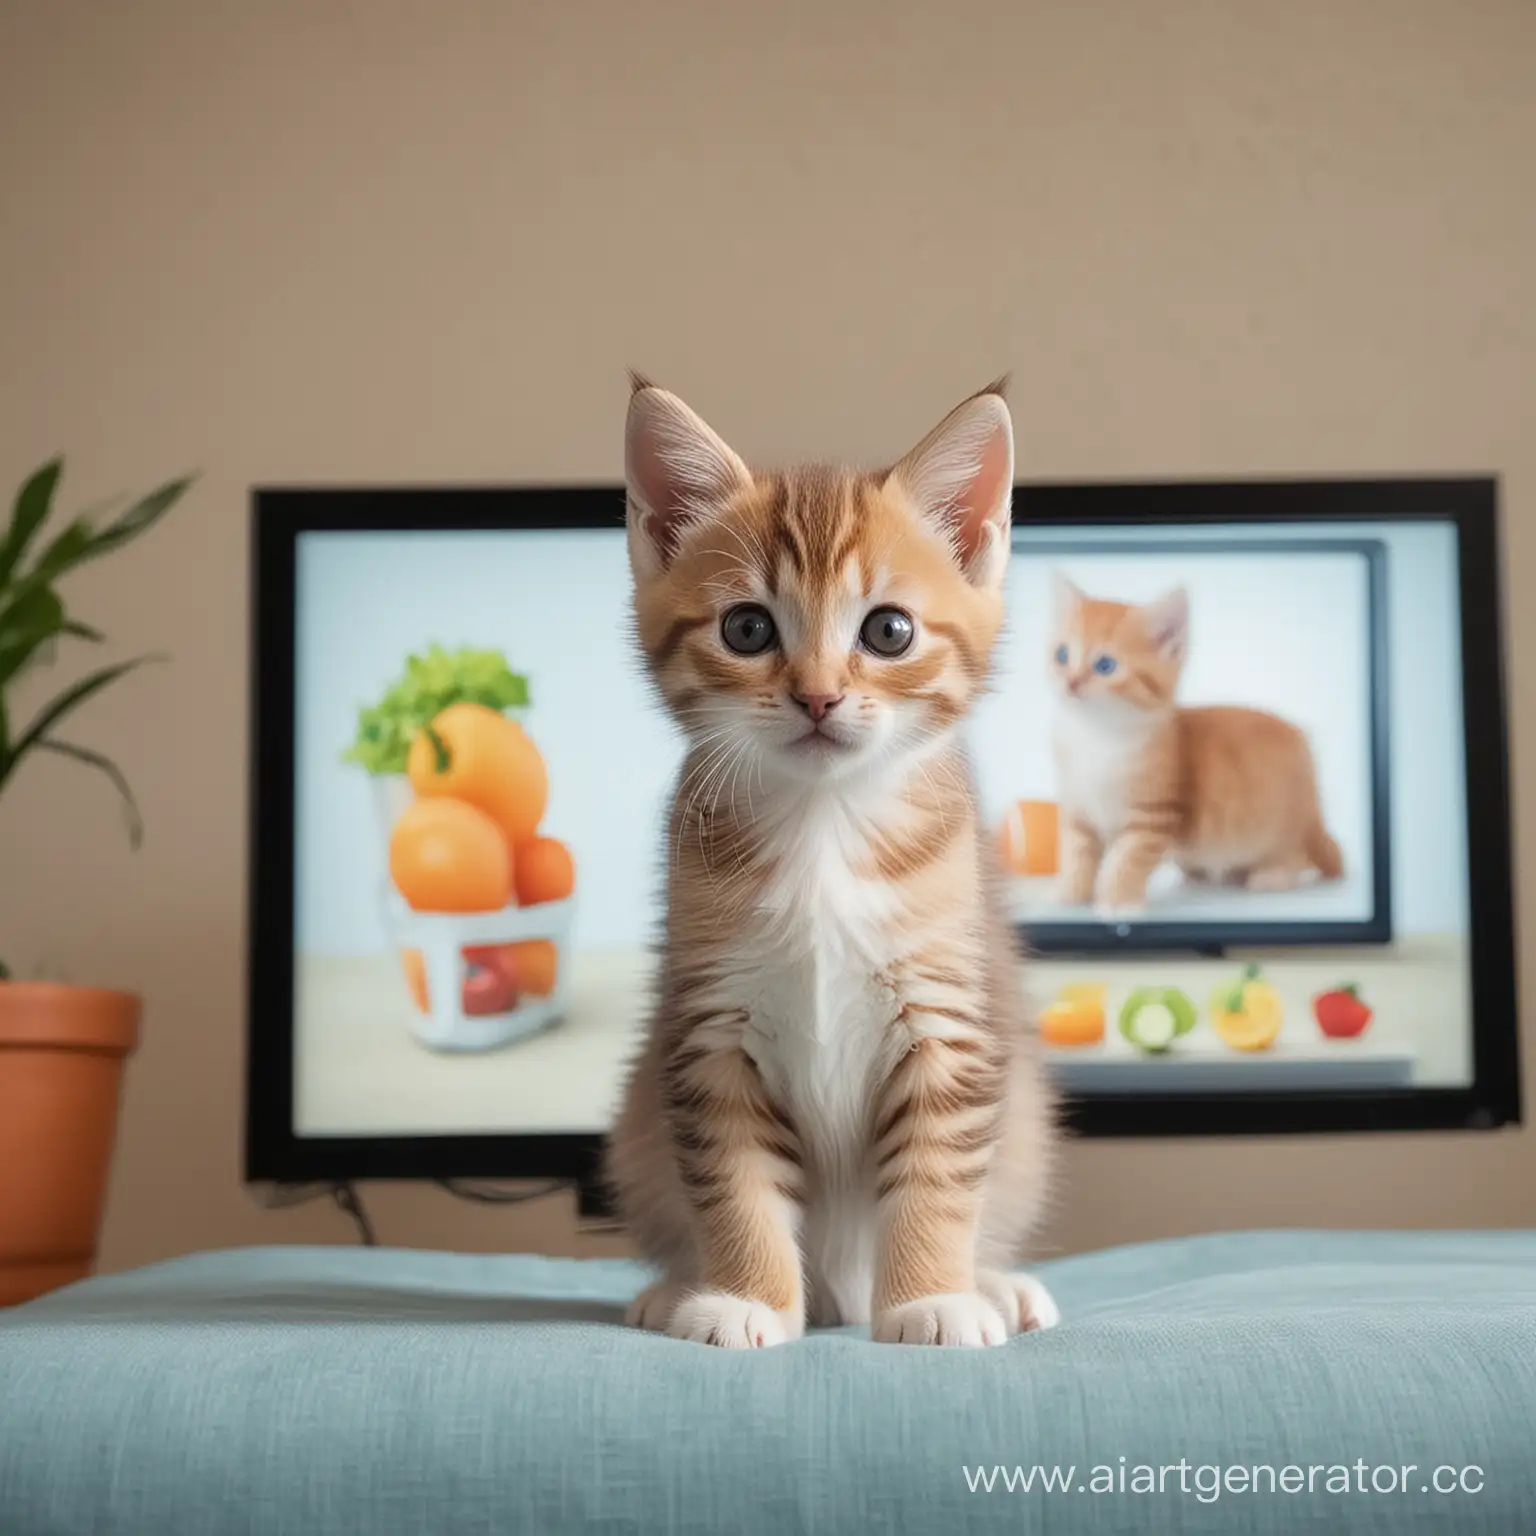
(1019, 533), (1392, 954)
(245, 477), (1520, 1192)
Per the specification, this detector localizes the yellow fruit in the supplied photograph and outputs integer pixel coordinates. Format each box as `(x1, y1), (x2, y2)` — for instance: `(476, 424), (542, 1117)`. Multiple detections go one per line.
(1210, 963), (1284, 1051)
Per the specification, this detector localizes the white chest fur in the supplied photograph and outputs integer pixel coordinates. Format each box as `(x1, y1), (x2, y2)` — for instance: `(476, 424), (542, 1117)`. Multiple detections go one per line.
(737, 800), (905, 1167)
(721, 793), (910, 1324)
(1054, 700), (1151, 838)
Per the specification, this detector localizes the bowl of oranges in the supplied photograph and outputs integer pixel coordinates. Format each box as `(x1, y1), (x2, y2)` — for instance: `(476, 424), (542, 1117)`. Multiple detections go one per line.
(372, 698), (576, 1053)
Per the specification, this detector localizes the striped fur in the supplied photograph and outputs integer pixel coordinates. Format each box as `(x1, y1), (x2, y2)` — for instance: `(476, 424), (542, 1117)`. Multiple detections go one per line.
(604, 379), (1058, 1349)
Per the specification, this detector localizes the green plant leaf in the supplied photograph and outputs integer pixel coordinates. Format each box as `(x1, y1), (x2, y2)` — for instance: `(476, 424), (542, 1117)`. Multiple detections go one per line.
(0, 586), (66, 687)
(86, 474), (197, 561)
(14, 516), (93, 590)
(0, 958), (9, 980)
(36, 737), (144, 848)
(62, 619), (105, 643)
(0, 458), (62, 588)
(0, 654), (164, 786)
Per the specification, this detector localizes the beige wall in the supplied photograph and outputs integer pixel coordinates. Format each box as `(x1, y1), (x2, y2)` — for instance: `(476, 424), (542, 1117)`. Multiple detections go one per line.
(2, 0), (1533, 1272)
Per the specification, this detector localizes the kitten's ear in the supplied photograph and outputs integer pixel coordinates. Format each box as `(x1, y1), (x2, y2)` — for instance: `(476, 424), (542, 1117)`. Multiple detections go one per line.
(1052, 570), (1084, 621)
(887, 377), (1015, 587)
(625, 373), (752, 579)
(1143, 585), (1189, 659)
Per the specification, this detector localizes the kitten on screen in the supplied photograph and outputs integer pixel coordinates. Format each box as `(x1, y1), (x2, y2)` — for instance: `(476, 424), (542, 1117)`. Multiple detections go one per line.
(1049, 574), (1343, 915)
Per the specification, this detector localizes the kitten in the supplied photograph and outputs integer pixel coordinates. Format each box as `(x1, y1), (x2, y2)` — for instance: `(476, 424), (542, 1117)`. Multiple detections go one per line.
(1049, 575), (1344, 914)
(603, 376), (1057, 1350)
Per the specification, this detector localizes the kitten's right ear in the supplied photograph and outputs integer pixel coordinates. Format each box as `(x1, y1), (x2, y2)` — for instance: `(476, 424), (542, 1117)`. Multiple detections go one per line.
(1143, 585), (1190, 659)
(886, 378), (1015, 588)
(625, 375), (752, 580)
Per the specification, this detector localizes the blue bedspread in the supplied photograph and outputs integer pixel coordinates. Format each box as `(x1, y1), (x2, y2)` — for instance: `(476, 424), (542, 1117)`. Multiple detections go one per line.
(2, 1230), (1533, 1534)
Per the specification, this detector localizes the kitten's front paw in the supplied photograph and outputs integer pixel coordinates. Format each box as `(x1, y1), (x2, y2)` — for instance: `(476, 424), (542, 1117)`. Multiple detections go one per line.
(626, 1279), (686, 1332)
(977, 1268), (1062, 1335)
(873, 1292), (1009, 1347)
(1012, 1272), (1062, 1332)
(667, 1290), (794, 1349)
(1094, 898), (1146, 921)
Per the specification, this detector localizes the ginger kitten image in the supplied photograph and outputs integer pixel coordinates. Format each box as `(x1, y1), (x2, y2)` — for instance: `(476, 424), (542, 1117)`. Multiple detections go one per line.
(1050, 575), (1344, 915)
(603, 376), (1057, 1349)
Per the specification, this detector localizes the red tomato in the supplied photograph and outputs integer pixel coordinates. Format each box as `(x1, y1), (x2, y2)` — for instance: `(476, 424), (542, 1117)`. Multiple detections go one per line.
(1313, 984), (1373, 1039)
(462, 946), (521, 1016)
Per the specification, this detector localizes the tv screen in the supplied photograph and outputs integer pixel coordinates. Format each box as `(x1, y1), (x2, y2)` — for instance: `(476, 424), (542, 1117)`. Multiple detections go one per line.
(246, 480), (1519, 1188)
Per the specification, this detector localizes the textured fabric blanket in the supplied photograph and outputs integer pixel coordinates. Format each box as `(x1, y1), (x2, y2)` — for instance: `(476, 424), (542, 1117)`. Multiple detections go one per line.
(2, 1229), (1533, 1534)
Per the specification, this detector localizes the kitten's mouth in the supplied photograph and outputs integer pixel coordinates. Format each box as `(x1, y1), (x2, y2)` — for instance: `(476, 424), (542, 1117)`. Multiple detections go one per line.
(790, 727), (853, 756)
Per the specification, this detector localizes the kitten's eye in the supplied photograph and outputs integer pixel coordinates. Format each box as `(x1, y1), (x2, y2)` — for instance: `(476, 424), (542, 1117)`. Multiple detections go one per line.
(721, 604), (778, 656)
(860, 607), (915, 657)
(1054, 644), (1070, 666)
(1093, 653), (1118, 676)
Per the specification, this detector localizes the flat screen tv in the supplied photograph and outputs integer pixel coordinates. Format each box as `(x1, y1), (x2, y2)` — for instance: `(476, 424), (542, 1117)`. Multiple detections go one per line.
(246, 479), (1520, 1203)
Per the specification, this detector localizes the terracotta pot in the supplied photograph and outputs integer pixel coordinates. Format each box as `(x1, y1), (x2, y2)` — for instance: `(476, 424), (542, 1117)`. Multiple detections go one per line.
(0, 983), (139, 1306)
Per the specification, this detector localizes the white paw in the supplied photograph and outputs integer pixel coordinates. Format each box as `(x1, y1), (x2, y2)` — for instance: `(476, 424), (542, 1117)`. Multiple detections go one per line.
(626, 1278), (686, 1332)
(1012, 1272), (1061, 1332)
(666, 1290), (792, 1349)
(873, 1292), (1009, 1347)
(977, 1268), (1062, 1336)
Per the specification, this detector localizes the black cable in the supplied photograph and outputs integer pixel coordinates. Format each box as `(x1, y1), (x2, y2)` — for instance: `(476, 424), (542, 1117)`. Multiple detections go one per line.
(331, 1182), (377, 1246)
(434, 1177), (566, 1206)
(254, 1181), (376, 1246)
(255, 1177), (566, 1246)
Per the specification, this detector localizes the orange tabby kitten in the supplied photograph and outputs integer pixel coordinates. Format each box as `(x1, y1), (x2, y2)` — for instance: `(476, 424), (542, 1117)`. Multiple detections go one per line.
(604, 376), (1057, 1350)
(1050, 575), (1343, 914)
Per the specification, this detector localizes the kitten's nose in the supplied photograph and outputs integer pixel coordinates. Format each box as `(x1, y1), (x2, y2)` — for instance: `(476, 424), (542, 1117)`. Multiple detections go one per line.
(792, 691), (844, 722)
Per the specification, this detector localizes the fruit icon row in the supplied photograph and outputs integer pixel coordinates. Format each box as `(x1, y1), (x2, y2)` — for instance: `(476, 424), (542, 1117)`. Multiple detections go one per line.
(1040, 966), (1375, 1054)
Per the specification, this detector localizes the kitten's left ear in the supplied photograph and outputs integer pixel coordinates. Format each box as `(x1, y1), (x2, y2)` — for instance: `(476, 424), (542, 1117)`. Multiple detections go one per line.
(886, 377), (1015, 587)
(1144, 585), (1190, 659)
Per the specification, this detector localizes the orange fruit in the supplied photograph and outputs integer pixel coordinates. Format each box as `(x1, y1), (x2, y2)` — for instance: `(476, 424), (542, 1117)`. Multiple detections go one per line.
(401, 949), (429, 1012)
(501, 939), (558, 997)
(514, 836), (575, 906)
(1039, 985), (1107, 1047)
(999, 799), (1059, 876)
(408, 702), (548, 846)
(389, 797), (512, 912)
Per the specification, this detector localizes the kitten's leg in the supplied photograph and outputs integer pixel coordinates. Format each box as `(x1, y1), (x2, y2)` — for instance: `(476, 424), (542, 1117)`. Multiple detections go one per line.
(1096, 823), (1174, 915)
(871, 1036), (1010, 1348)
(1057, 817), (1102, 906)
(662, 1039), (806, 1349)
(977, 1268), (1061, 1335)
(1244, 859), (1307, 893)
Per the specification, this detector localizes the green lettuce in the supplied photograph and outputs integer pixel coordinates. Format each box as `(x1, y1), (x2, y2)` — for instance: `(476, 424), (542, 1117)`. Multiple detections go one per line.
(343, 645), (529, 775)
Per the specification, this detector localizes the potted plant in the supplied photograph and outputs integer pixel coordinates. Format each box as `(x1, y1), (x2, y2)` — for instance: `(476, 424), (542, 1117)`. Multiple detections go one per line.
(0, 457), (192, 1305)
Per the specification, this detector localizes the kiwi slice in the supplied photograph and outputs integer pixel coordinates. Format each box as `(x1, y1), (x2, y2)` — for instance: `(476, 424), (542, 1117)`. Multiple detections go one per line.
(1119, 986), (1197, 1054)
